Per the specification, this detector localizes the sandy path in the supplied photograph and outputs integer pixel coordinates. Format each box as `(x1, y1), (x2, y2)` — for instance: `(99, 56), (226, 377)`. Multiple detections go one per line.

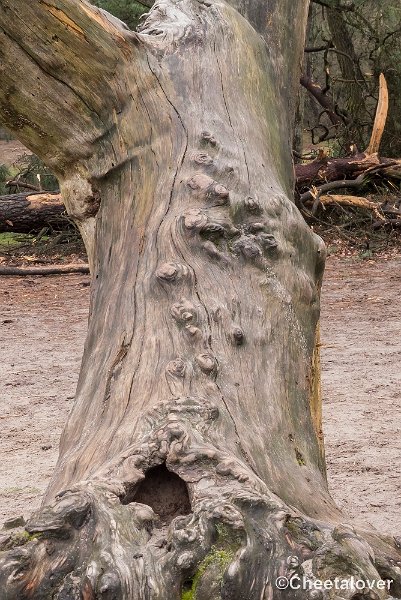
(321, 257), (401, 534)
(0, 257), (400, 535)
(0, 275), (88, 521)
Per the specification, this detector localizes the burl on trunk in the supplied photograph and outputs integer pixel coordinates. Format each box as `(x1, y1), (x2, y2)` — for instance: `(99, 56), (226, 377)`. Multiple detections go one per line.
(0, 1), (400, 598)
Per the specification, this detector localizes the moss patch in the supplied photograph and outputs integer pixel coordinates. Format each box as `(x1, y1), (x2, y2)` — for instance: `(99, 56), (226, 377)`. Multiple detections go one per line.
(181, 550), (234, 600)
(0, 232), (36, 249)
(181, 587), (194, 600)
(14, 530), (41, 544)
(0, 529), (42, 551)
(181, 525), (242, 600)
(295, 448), (306, 466)
(285, 516), (322, 552)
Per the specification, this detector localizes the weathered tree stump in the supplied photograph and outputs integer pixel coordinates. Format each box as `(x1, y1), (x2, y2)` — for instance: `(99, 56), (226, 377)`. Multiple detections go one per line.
(0, 1), (400, 598)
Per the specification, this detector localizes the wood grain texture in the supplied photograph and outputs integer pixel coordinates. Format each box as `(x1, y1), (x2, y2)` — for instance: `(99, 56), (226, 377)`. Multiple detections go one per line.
(0, 1), (400, 598)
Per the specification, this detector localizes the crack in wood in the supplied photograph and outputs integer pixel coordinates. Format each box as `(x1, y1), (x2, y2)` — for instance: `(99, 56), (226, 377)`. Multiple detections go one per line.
(39, 2), (85, 37)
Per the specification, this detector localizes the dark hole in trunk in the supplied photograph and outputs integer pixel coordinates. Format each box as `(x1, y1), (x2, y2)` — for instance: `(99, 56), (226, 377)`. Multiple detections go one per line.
(123, 463), (191, 524)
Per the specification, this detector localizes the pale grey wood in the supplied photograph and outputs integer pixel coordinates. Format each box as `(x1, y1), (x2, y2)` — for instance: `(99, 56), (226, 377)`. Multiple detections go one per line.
(0, 1), (400, 598)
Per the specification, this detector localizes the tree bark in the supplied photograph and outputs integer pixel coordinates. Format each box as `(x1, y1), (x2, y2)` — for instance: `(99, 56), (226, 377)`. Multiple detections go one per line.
(0, 1), (400, 599)
(325, 2), (368, 149)
(0, 192), (65, 232)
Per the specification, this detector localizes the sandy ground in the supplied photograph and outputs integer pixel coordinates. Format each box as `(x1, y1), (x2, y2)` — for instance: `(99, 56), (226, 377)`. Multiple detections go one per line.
(321, 256), (401, 534)
(0, 257), (400, 536)
(0, 275), (89, 522)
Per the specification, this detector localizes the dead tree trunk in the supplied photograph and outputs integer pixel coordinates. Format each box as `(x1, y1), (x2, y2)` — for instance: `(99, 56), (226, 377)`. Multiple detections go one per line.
(0, 192), (64, 232)
(0, 1), (400, 599)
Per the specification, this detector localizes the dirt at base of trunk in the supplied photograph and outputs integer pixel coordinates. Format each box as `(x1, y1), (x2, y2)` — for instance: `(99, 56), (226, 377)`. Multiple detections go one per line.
(321, 256), (401, 533)
(0, 275), (89, 523)
(0, 257), (400, 535)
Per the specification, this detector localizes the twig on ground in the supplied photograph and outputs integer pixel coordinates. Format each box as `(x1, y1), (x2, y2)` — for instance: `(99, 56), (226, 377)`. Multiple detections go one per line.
(0, 264), (90, 276)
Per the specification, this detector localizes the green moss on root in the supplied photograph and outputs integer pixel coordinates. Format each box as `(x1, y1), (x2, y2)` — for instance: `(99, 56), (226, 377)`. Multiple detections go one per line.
(0, 530), (43, 551)
(181, 525), (242, 599)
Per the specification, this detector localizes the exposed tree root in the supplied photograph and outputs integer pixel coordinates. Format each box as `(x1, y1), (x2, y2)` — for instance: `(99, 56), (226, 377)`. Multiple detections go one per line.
(1, 397), (400, 599)
(1, 475), (400, 599)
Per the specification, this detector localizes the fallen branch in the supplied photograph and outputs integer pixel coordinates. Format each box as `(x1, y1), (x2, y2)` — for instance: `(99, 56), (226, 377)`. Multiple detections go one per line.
(6, 180), (41, 192)
(299, 162), (398, 218)
(306, 194), (384, 220)
(300, 164), (380, 203)
(373, 218), (401, 229)
(0, 264), (90, 276)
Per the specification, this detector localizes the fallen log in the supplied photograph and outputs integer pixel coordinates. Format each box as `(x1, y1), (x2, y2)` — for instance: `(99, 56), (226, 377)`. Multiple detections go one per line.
(373, 218), (401, 229)
(295, 152), (401, 188)
(295, 152), (379, 187)
(380, 161), (401, 179)
(0, 263), (90, 276)
(0, 191), (65, 233)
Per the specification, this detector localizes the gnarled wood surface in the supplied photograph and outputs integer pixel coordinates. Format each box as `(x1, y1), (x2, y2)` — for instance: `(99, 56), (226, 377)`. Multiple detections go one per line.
(0, 1), (400, 599)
